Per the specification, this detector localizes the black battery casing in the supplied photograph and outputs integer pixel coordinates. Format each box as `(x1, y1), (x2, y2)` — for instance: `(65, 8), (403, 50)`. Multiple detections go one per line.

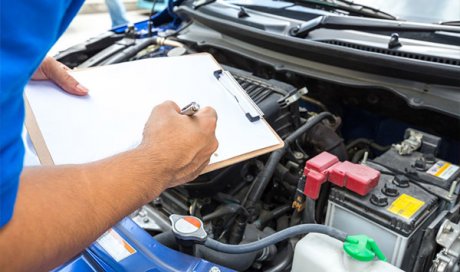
(326, 172), (439, 271)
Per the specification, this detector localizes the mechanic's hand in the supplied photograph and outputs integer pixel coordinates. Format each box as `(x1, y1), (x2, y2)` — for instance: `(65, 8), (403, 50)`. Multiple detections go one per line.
(32, 56), (88, 96)
(140, 101), (218, 189)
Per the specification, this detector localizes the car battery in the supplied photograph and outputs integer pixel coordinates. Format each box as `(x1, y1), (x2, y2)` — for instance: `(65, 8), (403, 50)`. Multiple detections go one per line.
(325, 172), (439, 271)
(374, 149), (460, 191)
(374, 129), (460, 191)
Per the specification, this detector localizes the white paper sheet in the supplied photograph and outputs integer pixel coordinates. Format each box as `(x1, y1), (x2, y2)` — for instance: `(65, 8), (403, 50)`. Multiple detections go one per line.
(25, 54), (281, 167)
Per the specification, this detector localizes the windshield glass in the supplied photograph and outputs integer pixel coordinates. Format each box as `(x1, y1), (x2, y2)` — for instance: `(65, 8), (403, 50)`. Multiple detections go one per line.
(352, 0), (459, 24)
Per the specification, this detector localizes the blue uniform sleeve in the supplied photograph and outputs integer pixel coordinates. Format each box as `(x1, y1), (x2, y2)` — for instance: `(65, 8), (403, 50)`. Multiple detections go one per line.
(0, 0), (84, 227)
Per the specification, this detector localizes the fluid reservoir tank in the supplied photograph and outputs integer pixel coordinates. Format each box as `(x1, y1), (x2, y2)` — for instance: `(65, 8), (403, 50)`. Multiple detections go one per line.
(291, 233), (404, 272)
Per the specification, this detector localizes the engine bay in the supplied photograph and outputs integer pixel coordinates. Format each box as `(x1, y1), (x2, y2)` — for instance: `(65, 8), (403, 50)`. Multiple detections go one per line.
(53, 3), (460, 271)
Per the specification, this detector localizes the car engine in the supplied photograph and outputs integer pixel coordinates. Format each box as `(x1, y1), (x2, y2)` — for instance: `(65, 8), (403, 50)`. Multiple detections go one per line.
(53, 2), (460, 270)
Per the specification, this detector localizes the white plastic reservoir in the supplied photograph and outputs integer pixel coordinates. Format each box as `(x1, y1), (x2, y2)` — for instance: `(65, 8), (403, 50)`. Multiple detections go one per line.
(291, 233), (404, 272)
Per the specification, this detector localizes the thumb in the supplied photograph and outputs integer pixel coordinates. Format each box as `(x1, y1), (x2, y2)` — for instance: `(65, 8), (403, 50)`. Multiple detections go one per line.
(161, 100), (181, 114)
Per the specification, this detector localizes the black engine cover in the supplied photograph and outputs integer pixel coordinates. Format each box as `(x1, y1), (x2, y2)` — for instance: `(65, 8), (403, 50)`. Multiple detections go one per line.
(172, 66), (300, 198)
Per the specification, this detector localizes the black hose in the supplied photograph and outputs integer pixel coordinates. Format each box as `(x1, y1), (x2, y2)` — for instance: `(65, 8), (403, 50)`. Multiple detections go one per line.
(264, 242), (294, 272)
(228, 215), (247, 244)
(154, 230), (178, 250)
(203, 224), (347, 254)
(202, 203), (243, 222)
(304, 122), (348, 161)
(351, 148), (368, 163)
(289, 210), (302, 227)
(254, 205), (293, 229)
(280, 181), (296, 194)
(194, 244), (259, 271)
(103, 37), (157, 65)
(315, 183), (331, 223)
(303, 197), (316, 224)
(346, 138), (390, 153)
(276, 164), (301, 185)
(195, 225), (277, 270)
(276, 215), (289, 231)
(245, 112), (335, 207)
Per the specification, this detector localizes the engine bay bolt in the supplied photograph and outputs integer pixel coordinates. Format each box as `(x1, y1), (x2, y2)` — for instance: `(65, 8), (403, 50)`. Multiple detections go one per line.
(410, 97), (423, 106)
(388, 33), (402, 49)
(423, 153), (436, 164)
(143, 217), (150, 223)
(442, 223), (453, 233)
(245, 174), (254, 182)
(361, 151), (369, 164)
(370, 193), (388, 207)
(393, 175), (410, 188)
(153, 198), (162, 206)
(413, 157), (427, 171)
(138, 210), (147, 217)
(209, 266), (221, 272)
(448, 180), (458, 199)
(238, 7), (250, 18)
(293, 151), (304, 160)
(382, 182), (399, 197)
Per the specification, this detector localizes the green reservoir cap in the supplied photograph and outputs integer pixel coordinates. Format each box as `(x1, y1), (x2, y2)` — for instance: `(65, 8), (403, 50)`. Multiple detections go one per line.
(343, 235), (387, 262)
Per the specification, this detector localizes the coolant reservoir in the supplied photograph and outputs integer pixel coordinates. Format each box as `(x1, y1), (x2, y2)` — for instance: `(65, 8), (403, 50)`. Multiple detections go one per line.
(291, 233), (404, 272)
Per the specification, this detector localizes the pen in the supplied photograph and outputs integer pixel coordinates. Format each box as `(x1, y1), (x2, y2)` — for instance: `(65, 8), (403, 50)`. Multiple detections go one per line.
(180, 102), (200, 116)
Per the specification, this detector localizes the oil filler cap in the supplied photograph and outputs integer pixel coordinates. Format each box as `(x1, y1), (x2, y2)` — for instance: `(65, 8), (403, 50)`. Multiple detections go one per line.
(170, 214), (207, 242)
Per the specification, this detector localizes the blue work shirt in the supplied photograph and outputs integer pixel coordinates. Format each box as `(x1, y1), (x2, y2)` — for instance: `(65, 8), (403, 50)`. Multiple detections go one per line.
(0, 0), (84, 227)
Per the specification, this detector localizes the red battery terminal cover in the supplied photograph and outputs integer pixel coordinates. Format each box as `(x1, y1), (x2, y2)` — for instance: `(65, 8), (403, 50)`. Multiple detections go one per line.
(303, 152), (380, 199)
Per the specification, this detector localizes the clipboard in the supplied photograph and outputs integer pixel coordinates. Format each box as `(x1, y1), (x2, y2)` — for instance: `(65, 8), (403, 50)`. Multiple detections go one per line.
(24, 53), (284, 173)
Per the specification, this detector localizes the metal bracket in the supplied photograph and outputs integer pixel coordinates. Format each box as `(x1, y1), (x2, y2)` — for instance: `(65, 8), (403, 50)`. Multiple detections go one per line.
(430, 219), (460, 272)
(279, 87), (308, 108)
(393, 129), (423, 155)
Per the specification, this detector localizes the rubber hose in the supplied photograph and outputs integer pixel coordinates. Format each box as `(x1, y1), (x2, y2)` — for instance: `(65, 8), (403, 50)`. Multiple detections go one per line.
(246, 112), (335, 206)
(280, 181), (296, 194)
(203, 224), (347, 254)
(194, 244), (259, 271)
(264, 242), (294, 272)
(315, 183), (331, 222)
(328, 142), (348, 162)
(276, 215), (289, 231)
(351, 148), (368, 163)
(346, 138), (390, 152)
(154, 230), (178, 250)
(202, 203), (242, 222)
(276, 164), (300, 185)
(104, 37), (157, 64)
(302, 197), (316, 224)
(254, 205), (293, 229)
(304, 122), (348, 161)
(157, 37), (184, 47)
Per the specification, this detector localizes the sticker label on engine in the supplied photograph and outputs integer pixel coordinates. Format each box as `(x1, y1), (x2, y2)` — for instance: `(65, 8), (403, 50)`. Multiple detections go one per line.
(96, 229), (136, 262)
(426, 161), (459, 181)
(387, 194), (425, 219)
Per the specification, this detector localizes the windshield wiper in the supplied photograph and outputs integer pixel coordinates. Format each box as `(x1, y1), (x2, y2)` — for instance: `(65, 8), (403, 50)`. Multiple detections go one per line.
(287, 0), (396, 20)
(290, 15), (460, 38)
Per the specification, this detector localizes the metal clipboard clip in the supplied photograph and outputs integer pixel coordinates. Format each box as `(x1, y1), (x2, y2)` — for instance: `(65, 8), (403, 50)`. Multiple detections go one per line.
(213, 69), (264, 122)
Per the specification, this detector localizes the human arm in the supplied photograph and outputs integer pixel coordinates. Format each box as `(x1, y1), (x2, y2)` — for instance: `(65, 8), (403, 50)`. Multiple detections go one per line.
(0, 101), (218, 271)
